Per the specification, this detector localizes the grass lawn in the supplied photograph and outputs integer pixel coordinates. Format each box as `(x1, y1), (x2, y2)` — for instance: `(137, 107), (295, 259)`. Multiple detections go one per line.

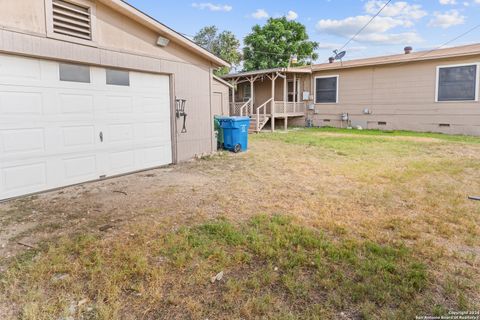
(0, 128), (479, 319)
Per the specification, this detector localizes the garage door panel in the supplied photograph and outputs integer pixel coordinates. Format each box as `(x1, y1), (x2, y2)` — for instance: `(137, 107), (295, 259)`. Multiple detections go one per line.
(1, 128), (46, 154)
(2, 162), (48, 196)
(0, 54), (172, 200)
(107, 95), (134, 114)
(143, 96), (170, 114)
(0, 91), (44, 115)
(106, 123), (134, 143)
(59, 93), (95, 115)
(143, 145), (172, 167)
(62, 155), (98, 181)
(142, 121), (171, 141)
(0, 55), (41, 80)
(108, 150), (136, 174)
(62, 125), (96, 148)
(132, 73), (169, 90)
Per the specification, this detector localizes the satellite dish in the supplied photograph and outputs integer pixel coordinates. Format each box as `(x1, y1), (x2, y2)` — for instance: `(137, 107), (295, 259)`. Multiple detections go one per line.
(334, 50), (347, 60)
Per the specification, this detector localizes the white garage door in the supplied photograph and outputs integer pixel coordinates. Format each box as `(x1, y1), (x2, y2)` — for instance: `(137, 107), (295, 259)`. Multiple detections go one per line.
(0, 53), (172, 200)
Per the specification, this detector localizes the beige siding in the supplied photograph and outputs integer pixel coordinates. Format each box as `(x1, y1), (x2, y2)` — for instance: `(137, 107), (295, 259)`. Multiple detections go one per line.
(0, 0), (46, 35)
(306, 56), (480, 135)
(212, 79), (230, 116)
(0, 0), (220, 162)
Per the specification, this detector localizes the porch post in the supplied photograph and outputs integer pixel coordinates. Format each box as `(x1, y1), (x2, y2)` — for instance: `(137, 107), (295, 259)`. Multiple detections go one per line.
(271, 73), (275, 132)
(232, 80), (236, 115)
(249, 76), (254, 116)
(284, 74), (287, 131)
(293, 73), (297, 114)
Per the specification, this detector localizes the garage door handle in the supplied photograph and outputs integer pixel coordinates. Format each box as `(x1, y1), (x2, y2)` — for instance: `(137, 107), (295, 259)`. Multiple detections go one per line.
(99, 131), (103, 142)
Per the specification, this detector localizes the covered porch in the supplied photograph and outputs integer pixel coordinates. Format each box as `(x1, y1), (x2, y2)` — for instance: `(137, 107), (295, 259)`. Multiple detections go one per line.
(222, 68), (311, 132)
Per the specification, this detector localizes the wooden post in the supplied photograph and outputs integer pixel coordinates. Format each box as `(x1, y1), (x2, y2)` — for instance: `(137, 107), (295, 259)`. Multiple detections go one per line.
(271, 73), (275, 132)
(284, 74), (287, 131)
(293, 73), (297, 113)
(232, 80), (236, 115)
(249, 76), (254, 116)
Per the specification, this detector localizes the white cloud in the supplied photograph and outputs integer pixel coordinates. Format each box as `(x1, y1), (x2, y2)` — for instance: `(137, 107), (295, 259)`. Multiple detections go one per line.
(439, 0), (457, 4)
(191, 2), (232, 12)
(251, 9), (269, 19)
(428, 10), (465, 28)
(316, 15), (422, 44)
(316, 1), (426, 45)
(286, 10), (298, 21)
(365, 1), (427, 21)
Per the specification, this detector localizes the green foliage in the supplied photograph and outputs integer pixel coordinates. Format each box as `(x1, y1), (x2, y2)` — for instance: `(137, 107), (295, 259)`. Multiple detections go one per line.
(193, 25), (242, 76)
(243, 17), (318, 71)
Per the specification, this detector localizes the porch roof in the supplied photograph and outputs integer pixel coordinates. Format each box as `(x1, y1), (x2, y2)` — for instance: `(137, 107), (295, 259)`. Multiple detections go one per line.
(222, 67), (312, 80)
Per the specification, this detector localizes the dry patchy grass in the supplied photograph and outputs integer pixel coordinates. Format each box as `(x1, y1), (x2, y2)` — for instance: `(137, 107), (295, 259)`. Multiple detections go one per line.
(0, 128), (479, 319)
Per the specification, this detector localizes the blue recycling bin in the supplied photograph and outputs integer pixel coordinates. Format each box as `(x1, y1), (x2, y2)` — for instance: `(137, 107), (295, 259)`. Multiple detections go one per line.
(218, 116), (250, 153)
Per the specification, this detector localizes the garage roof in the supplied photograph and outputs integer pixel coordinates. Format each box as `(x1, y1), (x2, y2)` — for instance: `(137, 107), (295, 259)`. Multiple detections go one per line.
(99, 0), (230, 68)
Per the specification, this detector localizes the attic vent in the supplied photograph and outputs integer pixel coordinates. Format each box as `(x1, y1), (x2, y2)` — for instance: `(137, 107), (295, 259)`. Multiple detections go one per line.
(52, 0), (92, 40)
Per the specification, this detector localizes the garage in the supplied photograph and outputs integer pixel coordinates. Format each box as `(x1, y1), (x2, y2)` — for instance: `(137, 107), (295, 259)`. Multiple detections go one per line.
(0, 53), (172, 200)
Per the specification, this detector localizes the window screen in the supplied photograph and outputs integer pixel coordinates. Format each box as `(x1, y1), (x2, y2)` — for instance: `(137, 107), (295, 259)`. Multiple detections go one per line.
(106, 69), (130, 86)
(315, 77), (337, 103)
(59, 63), (90, 83)
(438, 65), (477, 101)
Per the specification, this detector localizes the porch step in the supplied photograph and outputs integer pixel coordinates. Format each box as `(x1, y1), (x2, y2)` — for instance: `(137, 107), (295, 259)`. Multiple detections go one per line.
(248, 116), (270, 133)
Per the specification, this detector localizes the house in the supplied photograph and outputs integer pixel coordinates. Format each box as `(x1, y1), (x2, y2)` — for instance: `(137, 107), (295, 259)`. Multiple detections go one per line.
(0, 0), (230, 201)
(223, 44), (480, 135)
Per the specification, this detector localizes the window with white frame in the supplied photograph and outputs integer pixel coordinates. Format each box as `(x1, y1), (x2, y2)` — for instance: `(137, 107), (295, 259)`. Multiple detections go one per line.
(437, 64), (478, 102)
(315, 76), (338, 103)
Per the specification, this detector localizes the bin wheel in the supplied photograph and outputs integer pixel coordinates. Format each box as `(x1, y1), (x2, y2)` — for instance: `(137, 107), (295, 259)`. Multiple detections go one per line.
(233, 144), (241, 153)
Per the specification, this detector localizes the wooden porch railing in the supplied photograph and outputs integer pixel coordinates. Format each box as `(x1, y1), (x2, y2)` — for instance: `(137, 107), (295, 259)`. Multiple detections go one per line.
(239, 99), (252, 116)
(230, 102), (244, 116)
(274, 102), (305, 114)
(230, 99), (252, 116)
(255, 98), (273, 132)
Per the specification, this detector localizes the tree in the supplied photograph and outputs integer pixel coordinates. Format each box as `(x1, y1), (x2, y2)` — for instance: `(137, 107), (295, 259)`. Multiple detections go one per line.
(243, 17), (318, 71)
(193, 26), (242, 76)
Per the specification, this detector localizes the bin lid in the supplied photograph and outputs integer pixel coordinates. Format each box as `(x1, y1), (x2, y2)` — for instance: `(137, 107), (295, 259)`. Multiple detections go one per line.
(218, 116), (250, 122)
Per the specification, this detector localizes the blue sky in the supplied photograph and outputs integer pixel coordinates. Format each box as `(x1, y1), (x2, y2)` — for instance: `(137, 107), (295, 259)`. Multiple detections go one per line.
(125, 0), (480, 63)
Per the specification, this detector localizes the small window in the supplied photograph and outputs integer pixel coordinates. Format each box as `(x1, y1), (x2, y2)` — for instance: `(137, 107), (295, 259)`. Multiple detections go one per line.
(106, 69), (130, 86)
(52, 0), (92, 40)
(243, 83), (251, 102)
(378, 121), (387, 126)
(437, 65), (477, 102)
(59, 63), (90, 83)
(288, 80), (300, 102)
(315, 76), (338, 103)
